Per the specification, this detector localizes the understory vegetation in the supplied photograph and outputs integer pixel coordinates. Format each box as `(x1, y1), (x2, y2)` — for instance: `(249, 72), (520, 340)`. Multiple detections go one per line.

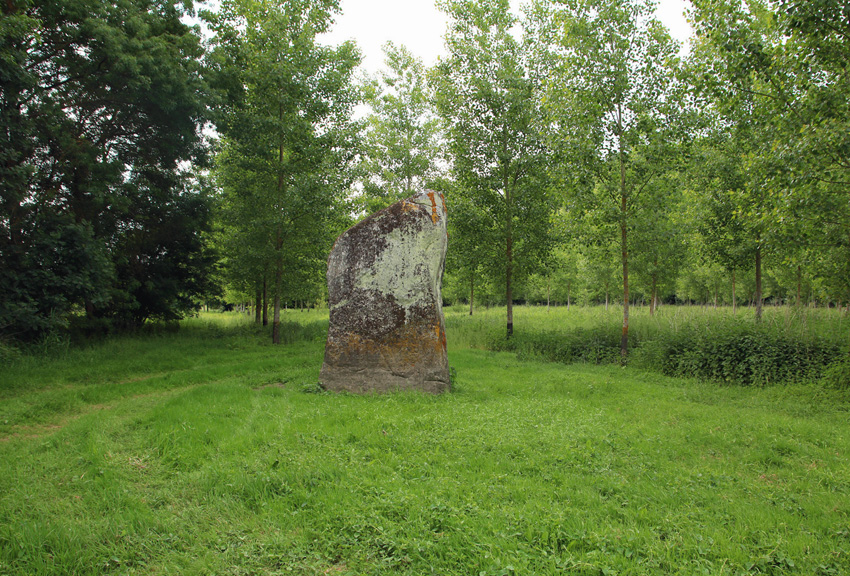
(473, 306), (850, 388)
(1, 310), (849, 575)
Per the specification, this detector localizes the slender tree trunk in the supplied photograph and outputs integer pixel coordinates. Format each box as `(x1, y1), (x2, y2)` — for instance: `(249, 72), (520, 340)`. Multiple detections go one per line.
(547, 276), (551, 313)
(650, 274), (657, 316)
(505, 175), (513, 338)
(567, 281), (571, 310)
(262, 276), (268, 326)
(755, 246), (763, 323)
(731, 268), (737, 314)
(620, 192), (629, 361)
(273, 116), (285, 343)
(796, 265), (802, 307)
(272, 242), (283, 344)
(255, 286), (261, 324)
(469, 274), (474, 316)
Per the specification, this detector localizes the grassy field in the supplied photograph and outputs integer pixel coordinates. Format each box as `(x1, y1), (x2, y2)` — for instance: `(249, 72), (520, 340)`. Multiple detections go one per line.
(1, 308), (849, 575)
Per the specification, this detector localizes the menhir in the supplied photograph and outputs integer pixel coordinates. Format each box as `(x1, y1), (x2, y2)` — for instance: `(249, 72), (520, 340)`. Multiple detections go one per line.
(319, 189), (450, 393)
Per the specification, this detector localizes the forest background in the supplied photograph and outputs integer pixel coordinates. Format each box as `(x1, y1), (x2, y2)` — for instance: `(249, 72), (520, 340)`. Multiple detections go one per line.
(2, 0), (849, 357)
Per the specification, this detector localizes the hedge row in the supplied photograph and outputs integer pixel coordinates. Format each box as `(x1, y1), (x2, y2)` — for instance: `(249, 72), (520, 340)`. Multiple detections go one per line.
(488, 322), (847, 388)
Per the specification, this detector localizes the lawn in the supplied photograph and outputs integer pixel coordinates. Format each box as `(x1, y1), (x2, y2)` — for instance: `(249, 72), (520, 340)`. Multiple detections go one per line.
(1, 308), (848, 575)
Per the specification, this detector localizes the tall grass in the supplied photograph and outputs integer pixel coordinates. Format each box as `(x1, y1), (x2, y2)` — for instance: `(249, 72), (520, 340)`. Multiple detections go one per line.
(472, 304), (848, 386)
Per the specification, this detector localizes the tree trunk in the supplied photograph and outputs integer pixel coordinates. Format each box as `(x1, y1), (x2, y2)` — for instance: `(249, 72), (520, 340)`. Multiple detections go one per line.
(272, 235), (283, 344)
(547, 276), (551, 313)
(650, 273), (657, 316)
(616, 111), (629, 361)
(620, 215), (629, 361)
(505, 175), (514, 338)
(731, 268), (737, 314)
(619, 190), (629, 360)
(272, 107), (287, 343)
(755, 246), (763, 323)
(567, 281), (571, 310)
(469, 275), (474, 316)
(255, 286), (262, 324)
(796, 265), (802, 307)
(262, 276), (268, 326)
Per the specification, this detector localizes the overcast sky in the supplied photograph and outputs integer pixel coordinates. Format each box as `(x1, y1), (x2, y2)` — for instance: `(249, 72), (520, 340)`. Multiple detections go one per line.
(321, 0), (693, 74)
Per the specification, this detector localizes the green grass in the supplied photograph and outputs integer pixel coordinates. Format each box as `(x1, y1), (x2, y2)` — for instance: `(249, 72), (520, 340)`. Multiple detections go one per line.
(461, 304), (849, 386)
(1, 309), (849, 575)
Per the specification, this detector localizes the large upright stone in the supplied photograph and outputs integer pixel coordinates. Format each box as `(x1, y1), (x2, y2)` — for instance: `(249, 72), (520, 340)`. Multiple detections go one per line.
(320, 190), (450, 393)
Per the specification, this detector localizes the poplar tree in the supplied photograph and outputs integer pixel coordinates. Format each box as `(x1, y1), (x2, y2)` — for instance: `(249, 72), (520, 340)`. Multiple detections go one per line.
(433, 0), (555, 338)
(206, 0), (359, 343)
(360, 42), (441, 213)
(544, 0), (681, 357)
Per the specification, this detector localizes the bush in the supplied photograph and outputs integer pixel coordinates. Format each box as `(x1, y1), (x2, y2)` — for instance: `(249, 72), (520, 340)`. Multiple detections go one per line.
(486, 314), (844, 387)
(644, 322), (843, 386)
(489, 326), (625, 366)
(0, 339), (22, 365)
(821, 356), (850, 391)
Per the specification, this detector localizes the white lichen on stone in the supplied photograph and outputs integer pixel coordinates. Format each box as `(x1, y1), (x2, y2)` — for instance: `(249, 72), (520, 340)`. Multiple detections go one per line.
(354, 221), (446, 320)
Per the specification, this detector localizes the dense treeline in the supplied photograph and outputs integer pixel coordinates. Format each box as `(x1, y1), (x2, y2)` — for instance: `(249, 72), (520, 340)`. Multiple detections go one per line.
(2, 0), (848, 348)
(1, 0), (216, 340)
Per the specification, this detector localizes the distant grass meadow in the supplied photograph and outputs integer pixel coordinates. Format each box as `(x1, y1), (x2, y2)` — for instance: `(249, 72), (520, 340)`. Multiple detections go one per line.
(1, 306), (849, 575)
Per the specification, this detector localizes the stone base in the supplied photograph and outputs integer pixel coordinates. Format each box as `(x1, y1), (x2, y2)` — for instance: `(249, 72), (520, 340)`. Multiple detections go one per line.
(319, 366), (450, 394)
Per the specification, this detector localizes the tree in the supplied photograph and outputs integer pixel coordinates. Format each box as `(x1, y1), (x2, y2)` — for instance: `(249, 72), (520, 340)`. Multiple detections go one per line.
(0, 0), (214, 339)
(631, 173), (686, 315)
(545, 0), (681, 357)
(683, 135), (755, 313)
(433, 0), (556, 337)
(688, 0), (800, 322)
(206, 0), (360, 344)
(773, 0), (850, 307)
(359, 42), (442, 213)
(444, 182), (499, 315)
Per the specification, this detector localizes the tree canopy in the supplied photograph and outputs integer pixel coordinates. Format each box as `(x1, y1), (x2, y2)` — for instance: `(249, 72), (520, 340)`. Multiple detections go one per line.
(2, 0), (849, 346)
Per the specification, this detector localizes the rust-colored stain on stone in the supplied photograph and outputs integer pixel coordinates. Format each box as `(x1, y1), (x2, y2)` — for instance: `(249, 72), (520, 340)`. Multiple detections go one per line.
(319, 189), (450, 393)
(426, 190), (439, 224)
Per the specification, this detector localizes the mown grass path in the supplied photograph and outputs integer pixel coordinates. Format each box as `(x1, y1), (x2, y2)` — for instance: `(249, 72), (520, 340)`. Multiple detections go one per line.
(1, 312), (848, 575)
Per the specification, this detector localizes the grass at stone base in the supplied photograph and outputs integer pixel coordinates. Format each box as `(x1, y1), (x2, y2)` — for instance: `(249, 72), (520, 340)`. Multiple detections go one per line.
(0, 312), (848, 575)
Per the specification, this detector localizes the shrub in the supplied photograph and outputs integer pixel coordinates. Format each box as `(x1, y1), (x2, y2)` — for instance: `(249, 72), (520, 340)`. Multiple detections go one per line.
(489, 326), (625, 366)
(644, 322), (843, 386)
(821, 356), (850, 391)
(484, 311), (844, 387)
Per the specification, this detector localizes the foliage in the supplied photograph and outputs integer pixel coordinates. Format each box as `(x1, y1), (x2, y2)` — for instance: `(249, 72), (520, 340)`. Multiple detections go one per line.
(479, 304), (847, 387)
(0, 0), (215, 340)
(544, 0), (683, 356)
(359, 42), (442, 213)
(821, 356), (850, 392)
(433, 0), (557, 336)
(636, 320), (843, 386)
(490, 326), (625, 365)
(205, 0), (360, 342)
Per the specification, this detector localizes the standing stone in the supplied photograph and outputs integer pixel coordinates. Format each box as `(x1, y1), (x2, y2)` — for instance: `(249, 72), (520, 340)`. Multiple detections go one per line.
(320, 189), (450, 393)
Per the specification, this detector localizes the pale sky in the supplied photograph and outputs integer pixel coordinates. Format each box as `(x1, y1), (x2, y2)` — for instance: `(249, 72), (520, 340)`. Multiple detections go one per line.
(322, 0), (693, 74)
